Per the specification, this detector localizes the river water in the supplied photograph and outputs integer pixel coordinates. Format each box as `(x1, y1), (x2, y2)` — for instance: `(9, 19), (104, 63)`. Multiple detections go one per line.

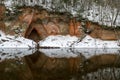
(0, 48), (120, 80)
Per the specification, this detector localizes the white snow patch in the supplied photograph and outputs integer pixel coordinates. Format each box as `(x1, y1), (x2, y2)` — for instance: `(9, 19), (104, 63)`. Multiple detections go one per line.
(0, 31), (37, 48)
(39, 35), (78, 48)
(4, 0), (13, 7)
(39, 35), (120, 48)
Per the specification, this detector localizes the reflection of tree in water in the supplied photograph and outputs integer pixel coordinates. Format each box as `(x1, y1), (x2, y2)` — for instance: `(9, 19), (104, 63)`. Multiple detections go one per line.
(82, 68), (120, 80)
(78, 54), (120, 80)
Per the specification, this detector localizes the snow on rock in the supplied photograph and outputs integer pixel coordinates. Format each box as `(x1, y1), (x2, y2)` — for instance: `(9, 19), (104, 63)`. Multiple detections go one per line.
(0, 48), (36, 62)
(39, 35), (120, 48)
(39, 48), (120, 58)
(4, 0), (14, 11)
(73, 35), (120, 48)
(3, 1), (120, 27)
(0, 31), (37, 48)
(39, 35), (78, 48)
(4, 0), (13, 7)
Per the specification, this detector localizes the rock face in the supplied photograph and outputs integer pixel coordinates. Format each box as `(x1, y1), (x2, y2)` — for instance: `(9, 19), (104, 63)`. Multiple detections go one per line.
(101, 29), (120, 40)
(89, 23), (120, 40)
(7, 7), (84, 42)
(5, 6), (119, 42)
(0, 5), (6, 33)
(43, 21), (60, 35)
(0, 21), (6, 32)
(25, 51), (83, 80)
(69, 18), (84, 37)
(24, 51), (120, 80)
(0, 4), (5, 20)
(25, 22), (48, 42)
(89, 24), (102, 39)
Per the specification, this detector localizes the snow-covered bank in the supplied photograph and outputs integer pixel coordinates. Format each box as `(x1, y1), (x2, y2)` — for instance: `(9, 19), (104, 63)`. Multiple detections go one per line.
(3, 0), (120, 27)
(39, 48), (120, 58)
(0, 31), (37, 48)
(82, 4), (120, 27)
(39, 35), (78, 48)
(0, 48), (36, 62)
(39, 35), (120, 48)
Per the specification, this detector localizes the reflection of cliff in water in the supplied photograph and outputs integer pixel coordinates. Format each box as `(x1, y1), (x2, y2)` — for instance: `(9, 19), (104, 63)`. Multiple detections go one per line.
(25, 49), (120, 80)
(0, 49), (120, 80)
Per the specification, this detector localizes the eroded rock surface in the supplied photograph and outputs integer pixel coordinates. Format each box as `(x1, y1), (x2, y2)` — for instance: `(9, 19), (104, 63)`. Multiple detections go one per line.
(2, 6), (120, 42)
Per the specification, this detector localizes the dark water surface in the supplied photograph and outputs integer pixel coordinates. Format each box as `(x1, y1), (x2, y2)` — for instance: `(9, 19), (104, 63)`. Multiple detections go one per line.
(0, 48), (120, 80)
